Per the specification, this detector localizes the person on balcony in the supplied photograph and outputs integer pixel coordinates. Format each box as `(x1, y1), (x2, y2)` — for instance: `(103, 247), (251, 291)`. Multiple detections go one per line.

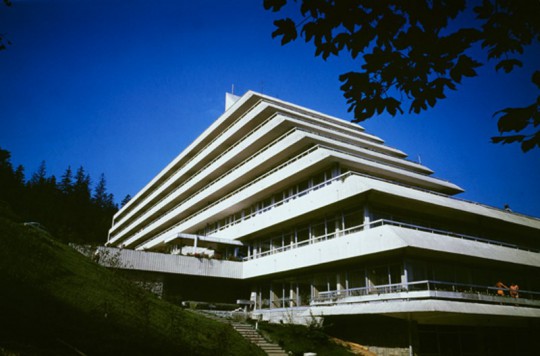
(509, 283), (519, 298)
(496, 280), (508, 296)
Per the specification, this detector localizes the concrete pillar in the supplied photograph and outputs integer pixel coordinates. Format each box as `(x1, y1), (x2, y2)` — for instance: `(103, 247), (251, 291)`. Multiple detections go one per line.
(270, 286), (280, 309)
(403, 260), (410, 288)
(290, 283), (297, 307)
(250, 290), (257, 311)
(364, 204), (371, 229)
(337, 273), (345, 296)
(408, 314), (413, 356)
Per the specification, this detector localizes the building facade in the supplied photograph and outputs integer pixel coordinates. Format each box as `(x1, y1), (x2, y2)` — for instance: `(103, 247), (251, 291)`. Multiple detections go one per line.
(107, 91), (540, 355)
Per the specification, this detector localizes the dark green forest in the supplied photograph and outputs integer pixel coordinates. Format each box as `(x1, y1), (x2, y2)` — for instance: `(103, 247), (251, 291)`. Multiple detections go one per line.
(0, 147), (120, 244)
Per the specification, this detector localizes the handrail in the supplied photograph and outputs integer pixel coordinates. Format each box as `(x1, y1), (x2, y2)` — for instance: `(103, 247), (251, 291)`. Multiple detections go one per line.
(114, 96), (395, 227)
(242, 217), (540, 261)
(372, 219), (539, 253)
(320, 143), (454, 184)
(148, 112), (280, 211)
(312, 279), (540, 304)
(125, 128), (304, 246)
(205, 172), (343, 235)
(123, 160), (539, 250)
(124, 135), (441, 246)
(282, 110), (429, 166)
(135, 143), (322, 249)
(113, 98), (264, 224)
(112, 123), (385, 239)
(110, 111), (280, 238)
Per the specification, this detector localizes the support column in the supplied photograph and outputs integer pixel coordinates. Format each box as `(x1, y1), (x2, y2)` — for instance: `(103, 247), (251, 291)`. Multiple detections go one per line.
(403, 259), (410, 290)
(270, 285), (280, 309)
(290, 283), (297, 307)
(363, 204), (371, 229)
(408, 313), (413, 356)
(250, 290), (257, 311)
(337, 273), (344, 296)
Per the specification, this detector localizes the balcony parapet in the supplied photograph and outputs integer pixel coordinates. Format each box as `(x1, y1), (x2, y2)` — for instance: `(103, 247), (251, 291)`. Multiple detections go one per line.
(311, 280), (540, 309)
(96, 247), (243, 279)
(243, 218), (540, 262)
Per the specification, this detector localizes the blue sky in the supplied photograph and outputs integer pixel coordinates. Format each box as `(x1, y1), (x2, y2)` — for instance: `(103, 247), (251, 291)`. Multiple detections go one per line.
(1, 0), (539, 217)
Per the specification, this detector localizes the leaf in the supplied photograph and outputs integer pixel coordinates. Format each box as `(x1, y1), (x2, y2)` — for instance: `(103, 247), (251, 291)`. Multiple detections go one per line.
(433, 77), (456, 91)
(474, 0), (493, 19)
(491, 131), (540, 153)
(522, 131), (540, 152)
(460, 56), (482, 77)
(450, 66), (462, 84)
(349, 25), (375, 58)
(495, 106), (535, 133)
(384, 97), (403, 116)
(302, 22), (317, 43)
(410, 97), (427, 114)
(263, 0), (287, 12)
(300, 0), (328, 18)
(495, 59), (523, 73)
(272, 18), (298, 45)
(333, 32), (350, 51)
(532, 71), (540, 89)
(319, 41), (339, 60)
(521, 137), (538, 152)
(491, 135), (525, 144)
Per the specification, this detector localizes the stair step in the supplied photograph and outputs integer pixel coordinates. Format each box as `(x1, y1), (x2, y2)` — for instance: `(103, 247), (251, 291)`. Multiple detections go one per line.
(194, 311), (288, 356)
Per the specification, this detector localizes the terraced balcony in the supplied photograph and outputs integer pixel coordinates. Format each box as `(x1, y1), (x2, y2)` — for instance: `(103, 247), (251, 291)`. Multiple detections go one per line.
(311, 280), (540, 308)
(243, 218), (539, 262)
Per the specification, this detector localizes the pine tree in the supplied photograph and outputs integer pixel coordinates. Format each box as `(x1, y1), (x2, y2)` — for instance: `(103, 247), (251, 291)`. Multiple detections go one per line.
(59, 166), (74, 194)
(120, 194), (132, 207)
(0, 148), (118, 244)
(93, 173), (108, 208)
(74, 166), (91, 199)
(14, 165), (25, 185)
(0, 148), (23, 218)
(29, 161), (47, 186)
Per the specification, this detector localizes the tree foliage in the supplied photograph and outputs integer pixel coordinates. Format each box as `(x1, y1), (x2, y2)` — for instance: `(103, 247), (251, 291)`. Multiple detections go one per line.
(0, 147), (118, 244)
(264, 0), (540, 152)
(0, 0), (12, 51)
(121, 194), (132, 208)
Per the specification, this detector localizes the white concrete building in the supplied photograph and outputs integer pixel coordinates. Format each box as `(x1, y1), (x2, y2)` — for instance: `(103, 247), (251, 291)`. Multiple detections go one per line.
(107, 91), (540, 355)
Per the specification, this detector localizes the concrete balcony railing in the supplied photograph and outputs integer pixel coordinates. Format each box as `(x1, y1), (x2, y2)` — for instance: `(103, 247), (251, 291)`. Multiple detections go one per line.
(311, 280), (540, 308)
(115, 128), (309, 247)
(134, 142), (326, 249)
(113, 98), (265, 224)
(109, 102), (274, 237)
(244, 217), (540, 262)
(97, 247), (243, 279)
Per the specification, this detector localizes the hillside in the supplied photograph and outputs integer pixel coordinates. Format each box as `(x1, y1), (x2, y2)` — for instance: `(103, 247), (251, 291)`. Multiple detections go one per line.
(0, 214), (264, 356)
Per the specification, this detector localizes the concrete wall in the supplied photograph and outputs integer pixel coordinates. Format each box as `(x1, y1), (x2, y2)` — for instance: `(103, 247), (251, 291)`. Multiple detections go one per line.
(98, 247), (242, 279)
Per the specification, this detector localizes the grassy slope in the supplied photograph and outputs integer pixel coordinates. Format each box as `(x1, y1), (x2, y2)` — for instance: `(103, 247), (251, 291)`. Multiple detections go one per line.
(0, 216), (264, 356)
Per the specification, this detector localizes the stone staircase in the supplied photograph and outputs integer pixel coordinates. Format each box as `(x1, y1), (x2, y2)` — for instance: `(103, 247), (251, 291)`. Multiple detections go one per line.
(230, 322), (288, 356)
(192, 310), (288, 355)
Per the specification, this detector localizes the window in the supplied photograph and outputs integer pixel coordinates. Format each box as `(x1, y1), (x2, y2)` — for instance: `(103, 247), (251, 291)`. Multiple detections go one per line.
(313, 171), (325, 186)
(344, 209), (363, 230)
(296, 226), (309, 244)
(312, 221), (326, 240)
